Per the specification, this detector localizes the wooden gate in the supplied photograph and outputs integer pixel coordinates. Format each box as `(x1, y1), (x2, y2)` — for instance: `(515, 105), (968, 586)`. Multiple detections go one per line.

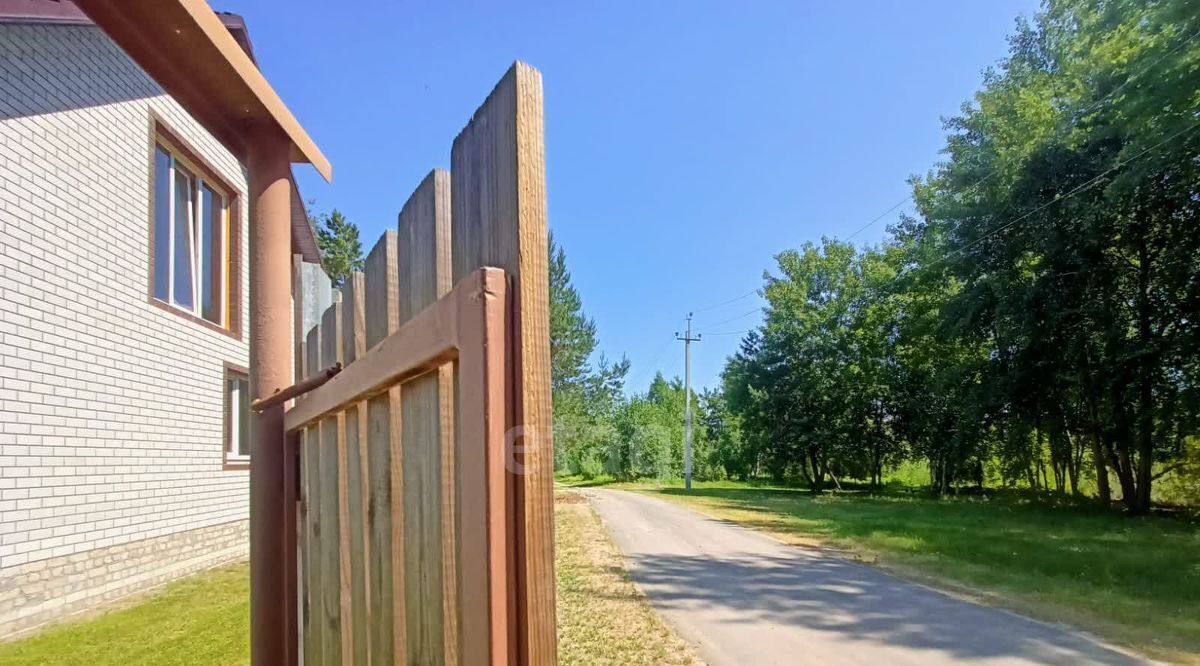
(283, 63), (555, 665)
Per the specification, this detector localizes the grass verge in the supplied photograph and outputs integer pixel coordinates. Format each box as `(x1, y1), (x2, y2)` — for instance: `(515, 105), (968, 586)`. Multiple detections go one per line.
(0, 491), (696, 665)
(581, 479), (1200, 664)
(554, 488), (699, 665)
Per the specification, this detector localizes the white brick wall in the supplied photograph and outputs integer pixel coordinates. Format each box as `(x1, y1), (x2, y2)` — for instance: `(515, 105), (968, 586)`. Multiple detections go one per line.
(0, 22), (251, 577)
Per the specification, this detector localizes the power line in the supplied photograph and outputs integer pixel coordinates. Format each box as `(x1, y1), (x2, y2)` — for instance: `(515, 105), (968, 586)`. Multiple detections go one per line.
(664, 31), (1200, 393)
(838, 26), (1200, 244)
(734, 122), (1200, 339)
(691, 288), (758, 314)
(844, 196), (912, 242)
(628, 334), (677, 389)
(921, 119), (1200, 276)
(1072, 25), (1200, 121)
(696, 307), (761, 332)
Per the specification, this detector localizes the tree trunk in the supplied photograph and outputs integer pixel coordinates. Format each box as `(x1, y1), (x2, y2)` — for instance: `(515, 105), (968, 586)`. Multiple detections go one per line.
(1081, 359), (1109, 506)
(1091, 431), (1111, 506)
(1049, 427), (1070, 494)
(1130, 232), (1155, 514)
(1134, 387), (1154, 514)
(797, 454), (812, 486)
(939, 455), (953, 495)
(1068, 431), (1083, 497)
(808, 449), (824, 493)
(1110, 384), (1138, 505)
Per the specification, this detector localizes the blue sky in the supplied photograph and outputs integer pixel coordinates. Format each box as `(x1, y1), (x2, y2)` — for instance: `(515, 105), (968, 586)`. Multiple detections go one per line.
(226, 0), (1041, 393)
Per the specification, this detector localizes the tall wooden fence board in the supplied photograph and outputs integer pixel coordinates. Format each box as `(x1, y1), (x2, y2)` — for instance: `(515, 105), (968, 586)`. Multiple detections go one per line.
(450, 61), (556, 664)
(397, 169), (456, 665)
(289, 61), (555, 666)
(302, 327), (323, 665)
(340, 272), (370, 666)
(363, 231), (403, 665)
(318, 300), (346, 666)
(400, 168), (460, 666)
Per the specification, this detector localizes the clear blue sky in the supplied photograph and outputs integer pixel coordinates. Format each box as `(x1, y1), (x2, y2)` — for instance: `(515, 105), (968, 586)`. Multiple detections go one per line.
(225, 0), (1040, 393)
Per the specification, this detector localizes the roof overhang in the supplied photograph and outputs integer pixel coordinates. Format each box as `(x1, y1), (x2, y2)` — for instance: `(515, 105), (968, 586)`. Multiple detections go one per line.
(72, 0), (332, 182)
(291, 173), (323, 265)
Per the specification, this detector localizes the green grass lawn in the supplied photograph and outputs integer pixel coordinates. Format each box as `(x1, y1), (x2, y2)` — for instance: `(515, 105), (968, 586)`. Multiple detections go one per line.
(0, 563), (250, 665)
(576, 478), (1199, 662)
(0, 493), (694, 665)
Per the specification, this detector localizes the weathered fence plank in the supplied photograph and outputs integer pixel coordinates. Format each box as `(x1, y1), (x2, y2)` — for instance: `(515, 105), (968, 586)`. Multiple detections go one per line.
(397, 169), (457, 665)
(302, 328), (323, 664)
(293, 255), (334, 381)
(319, 301), (346, 665)
(363, 231), (405, 664)
(340, 271), (370, 665)
(450, 61), (556, 664)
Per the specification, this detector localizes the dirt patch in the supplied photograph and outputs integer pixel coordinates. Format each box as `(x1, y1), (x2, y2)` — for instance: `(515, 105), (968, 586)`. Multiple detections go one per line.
(554, 490), (587, 505)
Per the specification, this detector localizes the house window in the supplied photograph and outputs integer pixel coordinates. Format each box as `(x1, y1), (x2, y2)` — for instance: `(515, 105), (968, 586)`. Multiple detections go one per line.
(225, 367), (251, 465)
(151, 136), (234, 329)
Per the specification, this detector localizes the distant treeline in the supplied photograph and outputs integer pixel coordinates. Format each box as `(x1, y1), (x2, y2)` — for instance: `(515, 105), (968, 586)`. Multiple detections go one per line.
(552, 0), (1200, 513)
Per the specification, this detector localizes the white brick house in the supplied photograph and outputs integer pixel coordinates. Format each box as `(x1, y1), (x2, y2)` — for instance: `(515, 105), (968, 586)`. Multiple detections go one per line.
(0, 2), (324, 637)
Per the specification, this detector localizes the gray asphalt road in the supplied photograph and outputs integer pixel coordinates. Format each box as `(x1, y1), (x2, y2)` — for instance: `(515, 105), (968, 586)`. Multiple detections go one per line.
(584, 488), (1150, 666)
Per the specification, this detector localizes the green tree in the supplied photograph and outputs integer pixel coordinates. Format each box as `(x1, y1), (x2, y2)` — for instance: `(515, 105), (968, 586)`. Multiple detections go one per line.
(313, 209), (364, 289)
(701, 387), (746, 480)
(912, 0), (1200, 510)
(548, 233), (629, 477)
(609, 372), (710, 480)
(717, 0), (1200, 509)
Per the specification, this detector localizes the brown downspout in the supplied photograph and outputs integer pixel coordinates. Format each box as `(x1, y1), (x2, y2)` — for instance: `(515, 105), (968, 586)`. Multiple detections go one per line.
(248, 129), (296, 666)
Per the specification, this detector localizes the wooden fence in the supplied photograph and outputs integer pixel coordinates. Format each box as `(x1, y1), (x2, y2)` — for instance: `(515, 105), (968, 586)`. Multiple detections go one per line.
(286, 62), (555, 665)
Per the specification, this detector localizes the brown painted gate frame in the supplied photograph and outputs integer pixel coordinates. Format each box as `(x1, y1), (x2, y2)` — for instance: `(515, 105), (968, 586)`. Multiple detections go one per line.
(285, 268), (515, 663)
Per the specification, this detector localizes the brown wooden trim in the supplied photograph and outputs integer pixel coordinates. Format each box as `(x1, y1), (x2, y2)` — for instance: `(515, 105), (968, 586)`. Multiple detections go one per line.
(223, 361), (251, 471)
(151, 110), (237, 197)
(145, 110), (244, 339)
(283, 277), (458, 432)
(74, 0), (332, 181)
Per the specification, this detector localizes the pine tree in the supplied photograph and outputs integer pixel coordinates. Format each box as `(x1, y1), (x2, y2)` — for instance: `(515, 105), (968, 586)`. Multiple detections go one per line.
(314, 209), (364, 288)
(548, 232), (629, 476)
(549, 232), (598, 395)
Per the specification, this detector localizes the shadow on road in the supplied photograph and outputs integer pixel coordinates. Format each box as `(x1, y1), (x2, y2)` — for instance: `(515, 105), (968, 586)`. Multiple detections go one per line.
(621, 548), (1142, 664)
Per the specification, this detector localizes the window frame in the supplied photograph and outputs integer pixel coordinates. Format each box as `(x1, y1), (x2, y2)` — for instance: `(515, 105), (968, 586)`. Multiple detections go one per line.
(223, 362), (251, 470)
(147, 113), (242, 339)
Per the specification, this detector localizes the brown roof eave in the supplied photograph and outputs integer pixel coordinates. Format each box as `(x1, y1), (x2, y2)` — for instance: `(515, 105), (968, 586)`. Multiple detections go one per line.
(0, 1), (257, 62)
(71, 0), (332, 182)
(290, 171), (323, 266)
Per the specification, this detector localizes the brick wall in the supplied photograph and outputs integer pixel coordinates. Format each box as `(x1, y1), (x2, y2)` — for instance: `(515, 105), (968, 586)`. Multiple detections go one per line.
(0, 521), (248, 638)
(0, 23), (252, 634)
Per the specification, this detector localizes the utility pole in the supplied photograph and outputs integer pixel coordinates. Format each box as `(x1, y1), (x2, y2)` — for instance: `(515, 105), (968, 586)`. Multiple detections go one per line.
(676, 313), (701, 491)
